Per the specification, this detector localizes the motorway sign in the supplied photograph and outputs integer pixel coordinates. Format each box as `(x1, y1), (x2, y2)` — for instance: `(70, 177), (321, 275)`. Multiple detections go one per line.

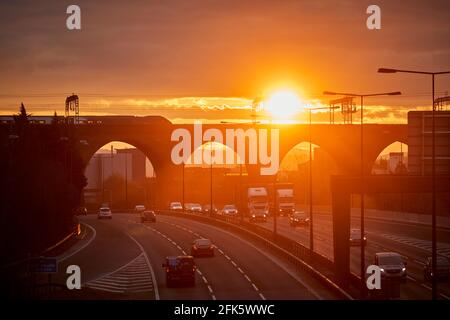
(29, 257), (58, 273)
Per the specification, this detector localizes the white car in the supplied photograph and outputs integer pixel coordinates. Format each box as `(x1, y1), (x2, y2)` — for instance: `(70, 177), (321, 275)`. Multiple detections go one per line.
(169, 202), (183, 211)
(349, 229), (367, 246)
(98, 207), (112, 219)
(185, 203), (202, 213)
(134, 205), (146, 213)
(220, 205), (238, 216)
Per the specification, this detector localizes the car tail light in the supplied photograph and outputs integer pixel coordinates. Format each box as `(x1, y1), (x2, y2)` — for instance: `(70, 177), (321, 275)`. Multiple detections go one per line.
(165, 268), (170, 273)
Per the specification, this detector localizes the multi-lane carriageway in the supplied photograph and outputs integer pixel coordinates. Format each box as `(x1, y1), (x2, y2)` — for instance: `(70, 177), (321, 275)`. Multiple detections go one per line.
(50, 211), (450, 300)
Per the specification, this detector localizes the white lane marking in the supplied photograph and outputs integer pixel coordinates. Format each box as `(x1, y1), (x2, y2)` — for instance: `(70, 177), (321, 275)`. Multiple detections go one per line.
(421, 284), (432, 291)
(212, 294), (217, 300)
(231, 261), (237, 267)
(197, 269), (203, 276)
(407, 276), (417, 282)
(128, 234), (160, 300)
(252, 284), (259, 291)
(58, 221), (96, 263)
(244, 275), (251, 282)
(237, 267), (244, 274)
(202, 276), (208, 284)
(224, 255), (231, 260)
(441, 293), (450, 300)
(414, 260), (425, 266)
(207, 285), (213, 293)
(259, 293), (266, 300)
(218, 249), (224, 254)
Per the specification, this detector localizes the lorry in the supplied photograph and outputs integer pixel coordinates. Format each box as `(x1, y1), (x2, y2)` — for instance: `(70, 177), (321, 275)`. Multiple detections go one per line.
(247, 187), (269, 222)
(276, 188), (295, 216)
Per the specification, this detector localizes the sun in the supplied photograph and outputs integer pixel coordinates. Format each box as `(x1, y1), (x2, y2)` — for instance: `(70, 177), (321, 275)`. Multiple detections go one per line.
(264, 90), (303, 118)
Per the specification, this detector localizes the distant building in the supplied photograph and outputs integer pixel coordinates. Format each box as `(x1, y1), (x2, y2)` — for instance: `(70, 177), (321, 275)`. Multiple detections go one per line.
(84, 148), (148, 205)
(388, 152), (407, 174)
(408, 111), (450, 175)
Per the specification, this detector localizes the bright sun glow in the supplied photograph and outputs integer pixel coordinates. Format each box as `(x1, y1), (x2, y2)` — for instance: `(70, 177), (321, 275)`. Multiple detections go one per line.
(264, 90), (303, 118)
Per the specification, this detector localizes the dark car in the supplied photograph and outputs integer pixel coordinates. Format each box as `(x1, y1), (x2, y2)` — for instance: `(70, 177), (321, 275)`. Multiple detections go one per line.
(424, 256), (450, 281)
(250, 211), (267, 222)
(191, 239), (214, 257)
(202, 204), (218, 215)
(374, 252), (407, 283)
(289, 212), (310, 227)
(162, 256), (196, 287)
(75, 206), (88, 216)
(140, 210), (156, 223)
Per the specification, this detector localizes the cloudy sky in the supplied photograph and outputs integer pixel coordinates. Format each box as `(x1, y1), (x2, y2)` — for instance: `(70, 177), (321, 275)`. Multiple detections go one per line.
(0, 0), (449, 123)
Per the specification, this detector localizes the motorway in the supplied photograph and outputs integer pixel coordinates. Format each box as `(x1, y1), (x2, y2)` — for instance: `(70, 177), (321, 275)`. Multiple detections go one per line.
(256, 211), (450, 300)
(52, 213), (340, 300)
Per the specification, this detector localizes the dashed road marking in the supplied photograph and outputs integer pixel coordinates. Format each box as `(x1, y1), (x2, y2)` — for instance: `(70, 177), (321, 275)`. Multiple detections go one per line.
(252, 284), (259, 291)
(421, 284), (432, 291)
(441, 293), (450, 300)
(407, 276), (417, 282)
(414, 260), (425, 266)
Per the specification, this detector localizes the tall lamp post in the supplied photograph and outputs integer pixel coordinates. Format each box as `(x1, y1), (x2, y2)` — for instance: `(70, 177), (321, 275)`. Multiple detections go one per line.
(182, 161), (185, 214)
(378, 68), (450, 300)
(210, 141), (213, 218)
(324, 90), (401, 295)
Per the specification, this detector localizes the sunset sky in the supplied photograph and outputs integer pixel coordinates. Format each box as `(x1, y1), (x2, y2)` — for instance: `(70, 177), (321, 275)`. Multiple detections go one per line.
(0, 0), (449, 123)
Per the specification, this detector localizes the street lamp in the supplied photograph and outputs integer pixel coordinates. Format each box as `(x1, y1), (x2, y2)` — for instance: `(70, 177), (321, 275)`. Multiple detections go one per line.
(324, 90), (401, 296)
(378, 67), (450, 300)
(182, 161), (185, 214)
(210, 141), (213, 218)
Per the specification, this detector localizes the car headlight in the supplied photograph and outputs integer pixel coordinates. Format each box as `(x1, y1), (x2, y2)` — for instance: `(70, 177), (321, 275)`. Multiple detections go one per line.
(402, 267), (406, 272)
(252, 215), (256, 218)
(380, 268), (385, 273)
(263, 214), (266, 218)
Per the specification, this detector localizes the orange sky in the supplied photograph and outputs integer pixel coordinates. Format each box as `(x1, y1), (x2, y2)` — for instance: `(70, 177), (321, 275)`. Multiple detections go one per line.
(0, 0), (449, 123)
